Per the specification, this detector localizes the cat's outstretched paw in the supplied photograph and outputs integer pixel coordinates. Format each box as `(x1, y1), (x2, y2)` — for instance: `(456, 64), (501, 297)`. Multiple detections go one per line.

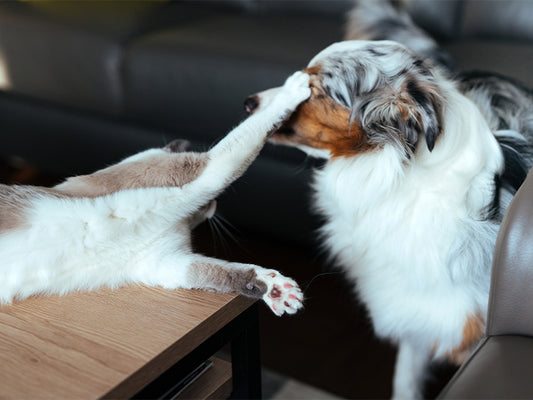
(256, 269), (304, 316)
(272, 71), (311, 111)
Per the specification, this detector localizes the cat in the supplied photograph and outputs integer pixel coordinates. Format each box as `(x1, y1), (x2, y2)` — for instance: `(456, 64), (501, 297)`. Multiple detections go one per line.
(0, 71), (310, 316)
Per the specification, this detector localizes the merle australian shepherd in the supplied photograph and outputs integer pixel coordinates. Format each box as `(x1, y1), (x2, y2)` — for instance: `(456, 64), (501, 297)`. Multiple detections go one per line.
(245, 1), (533, 398)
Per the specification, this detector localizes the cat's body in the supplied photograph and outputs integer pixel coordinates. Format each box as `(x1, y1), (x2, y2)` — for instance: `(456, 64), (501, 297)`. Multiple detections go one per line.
(0, 71), (310, 315)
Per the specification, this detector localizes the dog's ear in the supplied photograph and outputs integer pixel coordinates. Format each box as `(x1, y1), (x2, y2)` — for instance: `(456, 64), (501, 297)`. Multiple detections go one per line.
(360, 79), (443, 154)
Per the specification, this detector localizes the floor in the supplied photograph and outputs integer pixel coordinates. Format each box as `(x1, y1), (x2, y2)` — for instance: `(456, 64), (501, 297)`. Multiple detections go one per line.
(263, 368), (343, 400)
(0, 157), (457, 399)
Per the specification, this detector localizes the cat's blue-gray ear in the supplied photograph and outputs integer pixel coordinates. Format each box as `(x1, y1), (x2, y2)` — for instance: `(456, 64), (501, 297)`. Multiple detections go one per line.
(164, 139), (191, 153)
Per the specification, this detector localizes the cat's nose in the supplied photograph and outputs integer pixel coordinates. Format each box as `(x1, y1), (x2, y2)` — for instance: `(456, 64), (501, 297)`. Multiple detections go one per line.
(244, 95), (259, 114)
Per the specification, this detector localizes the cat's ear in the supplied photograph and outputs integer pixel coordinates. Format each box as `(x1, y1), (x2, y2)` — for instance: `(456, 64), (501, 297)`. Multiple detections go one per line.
(164, 139), (191, 153)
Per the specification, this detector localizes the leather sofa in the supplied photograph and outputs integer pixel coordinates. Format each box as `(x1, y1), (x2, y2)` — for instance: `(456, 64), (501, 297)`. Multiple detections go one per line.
(1, 1), (532, 246)
(0, 0), (352, 245)
(439, 167), (533, 399)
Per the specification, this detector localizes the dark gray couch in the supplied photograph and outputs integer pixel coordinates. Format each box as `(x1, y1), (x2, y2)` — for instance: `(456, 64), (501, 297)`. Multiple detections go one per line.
(1, 0), (532, 246)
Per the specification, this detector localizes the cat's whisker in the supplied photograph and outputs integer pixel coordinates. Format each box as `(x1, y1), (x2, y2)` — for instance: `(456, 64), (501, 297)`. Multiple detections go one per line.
(302, 271), (343, 296)
(209, 215), (233, 256)
(213, 213), (241, 238)
(213, 214), (251, 255)
(206, 215), (232, 256)
(207, 216), (223, 255)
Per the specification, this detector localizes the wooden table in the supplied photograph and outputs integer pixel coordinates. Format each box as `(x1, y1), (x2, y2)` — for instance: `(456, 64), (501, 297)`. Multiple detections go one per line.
(0, 286), (261, 399)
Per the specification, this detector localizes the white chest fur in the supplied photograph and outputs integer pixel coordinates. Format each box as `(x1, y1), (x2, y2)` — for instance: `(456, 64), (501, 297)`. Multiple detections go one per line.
(312, 118), (502, 353)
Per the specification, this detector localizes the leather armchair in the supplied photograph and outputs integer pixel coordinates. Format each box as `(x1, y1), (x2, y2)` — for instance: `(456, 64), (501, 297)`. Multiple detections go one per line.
(439, 168), (533, 398)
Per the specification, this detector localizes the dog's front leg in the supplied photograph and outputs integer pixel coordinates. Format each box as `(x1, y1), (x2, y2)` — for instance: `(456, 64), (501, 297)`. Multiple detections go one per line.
(392, 340), (431, 400)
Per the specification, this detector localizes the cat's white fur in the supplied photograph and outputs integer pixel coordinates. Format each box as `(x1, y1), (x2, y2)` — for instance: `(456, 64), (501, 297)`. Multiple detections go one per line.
(0, 71), (310, 316)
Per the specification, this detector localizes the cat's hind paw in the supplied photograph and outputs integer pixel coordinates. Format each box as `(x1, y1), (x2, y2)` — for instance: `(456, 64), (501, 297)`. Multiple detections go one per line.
(256, 269), (304, 316)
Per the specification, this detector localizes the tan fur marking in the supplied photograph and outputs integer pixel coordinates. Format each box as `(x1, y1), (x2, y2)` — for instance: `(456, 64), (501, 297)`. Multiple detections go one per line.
(273, 66), (375, 158)
(0, 186), (26, 232)
(57, 153), (209, 198)
(446, 315), (485, 365)
(0, 185), (68, 233)
(188, 261), (267, 299)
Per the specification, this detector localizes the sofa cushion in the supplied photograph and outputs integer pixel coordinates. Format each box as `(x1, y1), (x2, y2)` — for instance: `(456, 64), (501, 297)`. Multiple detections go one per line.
(0, 1), (222, 115)
(444, 40), (533, 87)
(461, 0), (533, 42)
(123, 13), (344, 143)
(402, 0), (462, 40)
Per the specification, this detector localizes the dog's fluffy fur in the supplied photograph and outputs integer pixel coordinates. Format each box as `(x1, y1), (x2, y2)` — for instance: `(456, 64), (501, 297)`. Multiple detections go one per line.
(247, 2), (533, 397)
(0, 72), (311, 316)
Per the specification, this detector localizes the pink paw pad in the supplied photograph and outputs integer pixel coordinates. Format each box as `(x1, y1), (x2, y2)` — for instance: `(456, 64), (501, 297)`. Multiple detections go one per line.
(257, 270), (304, 316)
(269, 285), (282, 299)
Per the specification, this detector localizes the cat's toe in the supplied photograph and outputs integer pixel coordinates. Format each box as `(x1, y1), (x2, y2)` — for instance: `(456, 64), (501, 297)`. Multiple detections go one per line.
(282, 71), (311, 101)
(256, 270), (304, 316)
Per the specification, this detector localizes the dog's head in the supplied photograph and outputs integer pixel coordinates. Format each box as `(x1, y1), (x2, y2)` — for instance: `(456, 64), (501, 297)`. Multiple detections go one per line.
(245, 40), (445, 159)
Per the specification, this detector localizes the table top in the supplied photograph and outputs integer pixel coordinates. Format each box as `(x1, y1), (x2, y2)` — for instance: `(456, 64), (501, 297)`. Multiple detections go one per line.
(0, 286), (255, 399)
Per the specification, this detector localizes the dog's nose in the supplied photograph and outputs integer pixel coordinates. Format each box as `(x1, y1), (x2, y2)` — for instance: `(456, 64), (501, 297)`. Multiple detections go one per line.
(244, 95), (259, 114)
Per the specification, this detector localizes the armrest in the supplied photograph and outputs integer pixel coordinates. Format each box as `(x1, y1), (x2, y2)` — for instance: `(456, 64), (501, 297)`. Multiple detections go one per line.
(487, 168), (533, 336)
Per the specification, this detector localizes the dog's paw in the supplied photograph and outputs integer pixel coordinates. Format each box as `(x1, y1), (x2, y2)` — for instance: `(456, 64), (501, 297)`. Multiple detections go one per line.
(273, 71), (311, 111)
(256, 269), (304, 316)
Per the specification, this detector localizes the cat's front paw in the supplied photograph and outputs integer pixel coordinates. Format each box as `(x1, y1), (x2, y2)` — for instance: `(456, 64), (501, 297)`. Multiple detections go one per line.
(272, 71), (311, 111)
(256, 269), (304, 316)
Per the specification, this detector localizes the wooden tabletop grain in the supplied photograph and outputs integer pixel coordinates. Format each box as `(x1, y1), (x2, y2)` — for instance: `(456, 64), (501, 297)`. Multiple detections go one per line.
(0, 286), (255, 399)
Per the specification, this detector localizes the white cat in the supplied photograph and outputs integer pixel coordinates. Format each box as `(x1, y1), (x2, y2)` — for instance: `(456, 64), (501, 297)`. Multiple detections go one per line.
(0, 71), (310, 316)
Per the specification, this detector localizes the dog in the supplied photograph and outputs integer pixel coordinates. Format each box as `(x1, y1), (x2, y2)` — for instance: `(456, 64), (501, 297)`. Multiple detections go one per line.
(244, 3), (533, 397)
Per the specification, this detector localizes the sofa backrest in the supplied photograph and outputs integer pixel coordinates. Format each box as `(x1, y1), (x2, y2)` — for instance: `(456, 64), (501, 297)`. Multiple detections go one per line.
(404, 0), (533, 43)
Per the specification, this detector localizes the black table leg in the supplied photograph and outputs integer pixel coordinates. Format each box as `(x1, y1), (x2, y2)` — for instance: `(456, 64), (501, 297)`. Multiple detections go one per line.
(230, 303), (262, 399)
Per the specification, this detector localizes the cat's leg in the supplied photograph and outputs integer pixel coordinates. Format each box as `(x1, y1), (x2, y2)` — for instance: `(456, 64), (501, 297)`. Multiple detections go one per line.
(55, 72), (309, 202)
(392, 340), (431, 400)
(138, 253), (304, 316)
(109, 71), (310, 217)
(180, 71), (311, 205)
(53, 140), (209, 197)
(189, 256), (304, 316)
